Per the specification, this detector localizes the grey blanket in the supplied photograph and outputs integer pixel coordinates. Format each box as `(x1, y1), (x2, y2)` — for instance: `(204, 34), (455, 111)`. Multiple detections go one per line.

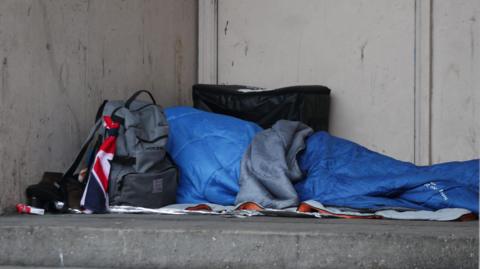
(235, 120), (313, 209)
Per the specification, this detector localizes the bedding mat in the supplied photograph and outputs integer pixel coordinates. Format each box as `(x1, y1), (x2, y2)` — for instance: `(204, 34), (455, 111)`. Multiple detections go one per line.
(108, 202), (474, 221)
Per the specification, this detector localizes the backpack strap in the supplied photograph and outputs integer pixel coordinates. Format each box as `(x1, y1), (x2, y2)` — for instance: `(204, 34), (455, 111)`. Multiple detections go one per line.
(124, 90), (157, 109)
(95, 100), (108, 122)
(54, 119), (102, 212)
(63, 119), (102, 180)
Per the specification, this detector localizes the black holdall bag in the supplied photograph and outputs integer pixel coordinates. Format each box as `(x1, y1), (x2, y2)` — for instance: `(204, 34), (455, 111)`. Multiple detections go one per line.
(192, 84), (331, 131)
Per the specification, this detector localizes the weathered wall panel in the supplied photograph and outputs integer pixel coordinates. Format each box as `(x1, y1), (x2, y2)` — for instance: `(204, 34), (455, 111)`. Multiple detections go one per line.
(0, 0), (197, 213)
(431, 0), (480, 162)
(217, 0), (416, 161)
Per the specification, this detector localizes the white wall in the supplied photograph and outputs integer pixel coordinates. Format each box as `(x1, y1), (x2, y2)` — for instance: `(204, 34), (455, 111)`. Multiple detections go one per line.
(0, 0), (197, 213)
(203, 0), (479, 164)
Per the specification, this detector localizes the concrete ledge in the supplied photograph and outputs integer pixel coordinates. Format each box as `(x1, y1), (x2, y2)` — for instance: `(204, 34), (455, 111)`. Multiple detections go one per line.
(0, 214), (478, 268)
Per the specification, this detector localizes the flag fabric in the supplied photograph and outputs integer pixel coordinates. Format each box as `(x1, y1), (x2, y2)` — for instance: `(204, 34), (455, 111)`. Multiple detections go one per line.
(80, 116), (119, 213)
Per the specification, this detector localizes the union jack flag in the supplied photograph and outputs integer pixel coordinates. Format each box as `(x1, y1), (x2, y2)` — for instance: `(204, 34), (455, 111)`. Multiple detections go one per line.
(80, 116), (119, 213)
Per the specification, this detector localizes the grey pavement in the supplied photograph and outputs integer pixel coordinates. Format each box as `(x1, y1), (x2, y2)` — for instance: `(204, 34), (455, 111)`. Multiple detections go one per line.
(0, 213), (478, 268)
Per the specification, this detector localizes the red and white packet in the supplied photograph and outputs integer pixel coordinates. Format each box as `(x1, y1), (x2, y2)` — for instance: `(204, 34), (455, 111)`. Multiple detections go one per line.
(16, 203), (45, 215)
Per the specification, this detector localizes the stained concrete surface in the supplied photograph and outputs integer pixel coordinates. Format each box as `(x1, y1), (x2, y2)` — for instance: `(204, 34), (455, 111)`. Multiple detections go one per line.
(0, 0), (198, 213)
(0, 214), (478, 268)
(216, 0), (480, 163)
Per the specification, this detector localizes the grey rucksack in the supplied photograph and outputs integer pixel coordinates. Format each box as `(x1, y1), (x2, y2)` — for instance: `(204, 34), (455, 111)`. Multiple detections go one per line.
(62, 90), (178, 211)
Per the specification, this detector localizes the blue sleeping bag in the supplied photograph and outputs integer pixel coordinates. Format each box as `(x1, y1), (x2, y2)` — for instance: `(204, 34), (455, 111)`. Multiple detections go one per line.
(165, 106), (261, 205)
(296, 132), (479, 213)
(165, 107), (479, 214)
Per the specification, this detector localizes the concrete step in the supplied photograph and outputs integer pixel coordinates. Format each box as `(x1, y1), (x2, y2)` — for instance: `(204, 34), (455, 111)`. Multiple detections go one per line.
(0, 214), (478, 268)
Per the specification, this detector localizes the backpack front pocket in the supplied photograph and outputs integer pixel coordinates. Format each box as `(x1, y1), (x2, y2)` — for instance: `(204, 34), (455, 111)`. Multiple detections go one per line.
(117, 168), (177, 208)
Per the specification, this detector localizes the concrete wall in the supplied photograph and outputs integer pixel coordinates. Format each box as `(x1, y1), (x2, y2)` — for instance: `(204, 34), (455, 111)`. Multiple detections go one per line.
(213, 0), (479, 163)
(0, 0), (197, 213)
(431, 0), (480, 163)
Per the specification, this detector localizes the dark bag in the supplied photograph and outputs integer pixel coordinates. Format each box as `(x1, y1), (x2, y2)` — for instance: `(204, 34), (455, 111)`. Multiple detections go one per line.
(25, 172), (65, 212)
(192, 84), (331, 131)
